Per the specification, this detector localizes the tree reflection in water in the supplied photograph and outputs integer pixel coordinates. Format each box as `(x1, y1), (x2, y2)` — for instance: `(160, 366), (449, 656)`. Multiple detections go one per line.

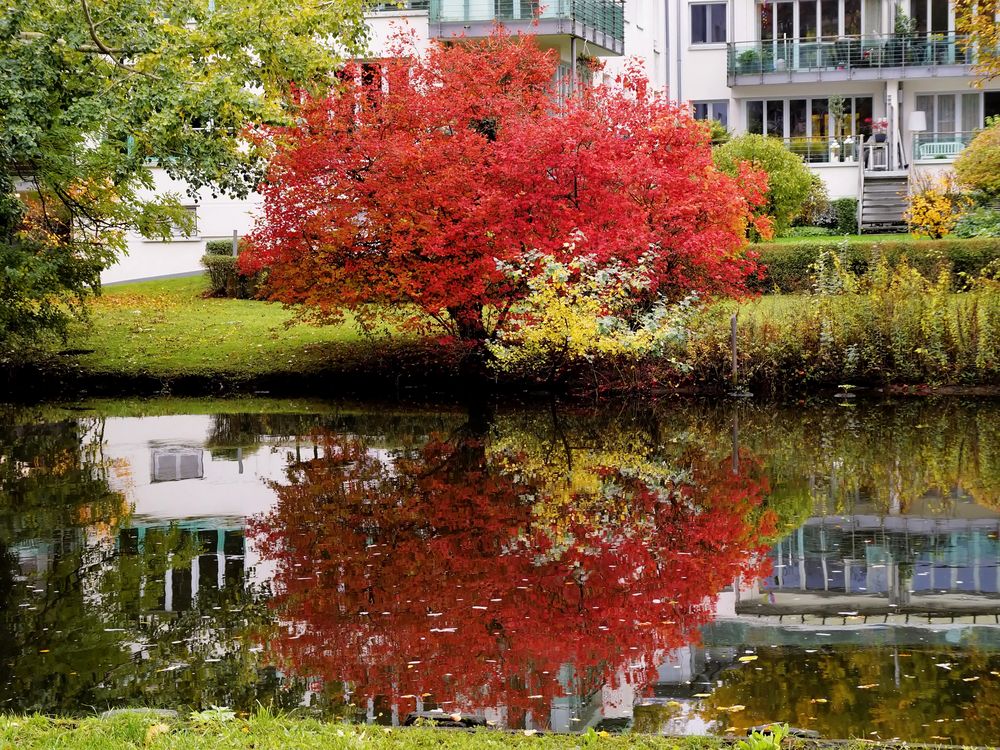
(251, 409), (776, 727)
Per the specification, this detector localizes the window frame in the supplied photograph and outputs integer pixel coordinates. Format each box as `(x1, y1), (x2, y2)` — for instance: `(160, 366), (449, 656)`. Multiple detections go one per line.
(690, 2), (727, 45)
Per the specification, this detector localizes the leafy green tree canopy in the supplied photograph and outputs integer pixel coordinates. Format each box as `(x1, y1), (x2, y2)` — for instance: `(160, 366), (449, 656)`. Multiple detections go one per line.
(713, 134), (814, 237)
(955, 118), (1000, 200)
(0, 0), (368, 347)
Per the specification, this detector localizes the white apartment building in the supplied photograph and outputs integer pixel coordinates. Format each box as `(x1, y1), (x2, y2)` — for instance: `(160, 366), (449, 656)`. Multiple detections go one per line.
(670, 0), (1000, 226)
(104, 0), (996, 282)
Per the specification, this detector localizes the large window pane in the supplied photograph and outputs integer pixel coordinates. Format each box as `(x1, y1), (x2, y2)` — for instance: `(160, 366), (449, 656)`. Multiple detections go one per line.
(844, 0), (861, 34)
(799, 0), (818, 39)
(821, 0), (838, 38)
(938, 94), (956, 133)
(962, 93), (981, 132)
(714, 101), (730, 127)
(931, 0), (948, 33)
(759, 2), (773, 40)
(915, 95), (936, 135)
(912, 0), (927, 34)
(790, 99), (808, 137)
(767, 100), (785, 136)
(854, 96), (873, 137)
(691, 5), (707, 43)
(812, 98), (830, 138)
(747, 100), (764, 134)
(985, 91), (1000, 120)
(710, 3), (727, 42)
(777, 1), (794, 39)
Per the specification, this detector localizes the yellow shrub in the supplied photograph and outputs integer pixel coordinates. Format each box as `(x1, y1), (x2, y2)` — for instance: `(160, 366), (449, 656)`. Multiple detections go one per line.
(905, 173), (968, 240)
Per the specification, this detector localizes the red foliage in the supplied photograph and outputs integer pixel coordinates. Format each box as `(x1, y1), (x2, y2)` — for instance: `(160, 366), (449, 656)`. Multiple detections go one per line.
(241, 31), (768, 342)
(248, 429), (775, 725)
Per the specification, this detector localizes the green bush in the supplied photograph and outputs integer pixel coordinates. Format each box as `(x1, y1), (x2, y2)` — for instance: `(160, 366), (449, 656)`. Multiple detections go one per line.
(202, 254), (261, 299)
(751, 237), (1000, 292)
(792, 174), (831, 227)
(953, 207), (1000, 238)
(688, 253), (1000, 388)
(713, 134), (814, 236)
(204, 239), (246, 256)
(955, 122), (1000, 199)
(830, 197), (858, 234)
(781, 226), (835, 238)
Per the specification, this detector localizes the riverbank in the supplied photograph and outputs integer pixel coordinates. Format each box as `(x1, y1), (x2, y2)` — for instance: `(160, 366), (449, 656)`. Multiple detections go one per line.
(0, 714), (984, 750)
(3, 273), (998, 401)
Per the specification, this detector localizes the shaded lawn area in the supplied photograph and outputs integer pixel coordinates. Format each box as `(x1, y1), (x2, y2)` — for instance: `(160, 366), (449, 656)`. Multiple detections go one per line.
(67, 275), (429, 378)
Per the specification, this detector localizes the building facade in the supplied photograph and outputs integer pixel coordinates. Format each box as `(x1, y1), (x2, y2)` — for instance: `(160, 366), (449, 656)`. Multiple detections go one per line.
(671, 0), (1000, 205)
(104, 0), (997, 282)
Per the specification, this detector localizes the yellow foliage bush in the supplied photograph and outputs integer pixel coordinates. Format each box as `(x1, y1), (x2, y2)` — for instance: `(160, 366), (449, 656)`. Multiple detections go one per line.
(904, 173), (968, 240)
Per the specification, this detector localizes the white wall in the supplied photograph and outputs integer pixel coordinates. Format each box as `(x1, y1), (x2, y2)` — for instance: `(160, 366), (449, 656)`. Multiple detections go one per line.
(104, 169), (262, 284)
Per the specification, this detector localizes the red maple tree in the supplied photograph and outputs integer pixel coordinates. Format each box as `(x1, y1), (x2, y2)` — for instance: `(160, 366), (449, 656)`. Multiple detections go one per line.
(248, 428), (775, 725)
(241, 31), (769, 347)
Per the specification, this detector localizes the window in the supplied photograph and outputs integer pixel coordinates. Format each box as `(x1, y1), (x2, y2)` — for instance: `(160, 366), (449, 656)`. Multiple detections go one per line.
(691, 3), (726, 44)
(915, 92), (983, 136)
(745, 95), (873, 162)
(692, 100), (729, 127)
(162, 205), (199, 240)
(759, 0), (861, 41)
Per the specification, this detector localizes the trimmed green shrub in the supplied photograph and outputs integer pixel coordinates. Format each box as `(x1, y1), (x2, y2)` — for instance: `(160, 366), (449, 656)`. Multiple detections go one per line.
(953, 207), (1000, 238)
(202, 254), (261, 298)
(205, 238), (247, 256)
(830, 197), (858, 234)
(751, 238), (1000, 292)
(782, 226), (835, 238)
(713, 134), (814, 236)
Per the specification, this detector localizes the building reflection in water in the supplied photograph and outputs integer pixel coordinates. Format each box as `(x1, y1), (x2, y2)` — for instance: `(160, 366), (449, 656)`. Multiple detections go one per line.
(3, 402), (1000, 743)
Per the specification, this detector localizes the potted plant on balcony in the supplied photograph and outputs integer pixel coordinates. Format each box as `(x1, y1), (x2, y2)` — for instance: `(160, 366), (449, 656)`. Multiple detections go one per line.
(868, 117), (889, 143)
(737, 48), (762, 74)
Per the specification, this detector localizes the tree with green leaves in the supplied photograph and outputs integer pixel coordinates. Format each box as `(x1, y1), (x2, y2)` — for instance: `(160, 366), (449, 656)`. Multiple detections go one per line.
(713, 134), (814, 237)
(0, 0), (368, 349)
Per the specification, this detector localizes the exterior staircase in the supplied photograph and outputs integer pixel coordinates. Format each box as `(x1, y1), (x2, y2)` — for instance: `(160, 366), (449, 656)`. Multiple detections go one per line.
(859, 171), (908, 232)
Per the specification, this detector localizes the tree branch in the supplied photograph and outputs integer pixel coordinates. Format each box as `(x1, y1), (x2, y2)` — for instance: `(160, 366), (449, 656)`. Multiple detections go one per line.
(78, 0), (160, 80)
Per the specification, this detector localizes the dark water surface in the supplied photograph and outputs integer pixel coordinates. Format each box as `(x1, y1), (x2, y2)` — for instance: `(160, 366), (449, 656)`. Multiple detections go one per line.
(1, 397), (999, 742)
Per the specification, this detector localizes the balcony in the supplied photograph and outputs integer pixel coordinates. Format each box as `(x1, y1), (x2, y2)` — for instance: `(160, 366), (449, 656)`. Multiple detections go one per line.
(912, 130), (976, 162)
(428, 0), (625, 56)
(728, 33), (975, 85)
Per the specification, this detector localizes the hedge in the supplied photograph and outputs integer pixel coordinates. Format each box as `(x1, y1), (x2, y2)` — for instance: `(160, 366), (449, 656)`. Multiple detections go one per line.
(202, 254), (262, 299)
(750, 238), (1000, 293)
(204, 238), (247, 256)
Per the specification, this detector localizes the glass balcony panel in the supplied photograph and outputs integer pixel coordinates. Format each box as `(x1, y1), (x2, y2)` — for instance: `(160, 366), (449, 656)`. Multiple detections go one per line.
(727, 33), (975, 77)
(912, 131), (977, 161)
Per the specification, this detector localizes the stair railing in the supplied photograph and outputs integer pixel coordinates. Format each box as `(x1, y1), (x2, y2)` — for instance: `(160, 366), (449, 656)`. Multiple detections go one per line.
(856, 135), (866, 233)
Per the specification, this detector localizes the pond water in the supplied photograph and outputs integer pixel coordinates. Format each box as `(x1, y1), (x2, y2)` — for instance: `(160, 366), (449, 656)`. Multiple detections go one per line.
(1, 397), (999, 742)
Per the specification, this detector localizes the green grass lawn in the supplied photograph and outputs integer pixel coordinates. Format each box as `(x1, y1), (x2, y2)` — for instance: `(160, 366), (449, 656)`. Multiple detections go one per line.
(767, 233), (906, 244)
(65, 275), (415, 378)
(0, 714), (943, 750)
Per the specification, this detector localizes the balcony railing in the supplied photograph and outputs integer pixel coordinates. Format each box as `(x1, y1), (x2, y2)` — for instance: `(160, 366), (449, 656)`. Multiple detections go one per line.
(783, 136), (863, 165)
(369, 0), (430, 10)
(428, 0), (624, 51)
(912, 130), (976, 161)
(728, 33), (974, 80)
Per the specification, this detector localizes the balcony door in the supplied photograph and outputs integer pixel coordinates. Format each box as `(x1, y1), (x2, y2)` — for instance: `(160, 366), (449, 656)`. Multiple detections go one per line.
(758, 0), (862, 42)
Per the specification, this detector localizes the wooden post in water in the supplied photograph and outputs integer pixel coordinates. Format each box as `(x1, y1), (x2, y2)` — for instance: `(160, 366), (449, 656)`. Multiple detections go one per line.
(730, 312), (738, 389)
